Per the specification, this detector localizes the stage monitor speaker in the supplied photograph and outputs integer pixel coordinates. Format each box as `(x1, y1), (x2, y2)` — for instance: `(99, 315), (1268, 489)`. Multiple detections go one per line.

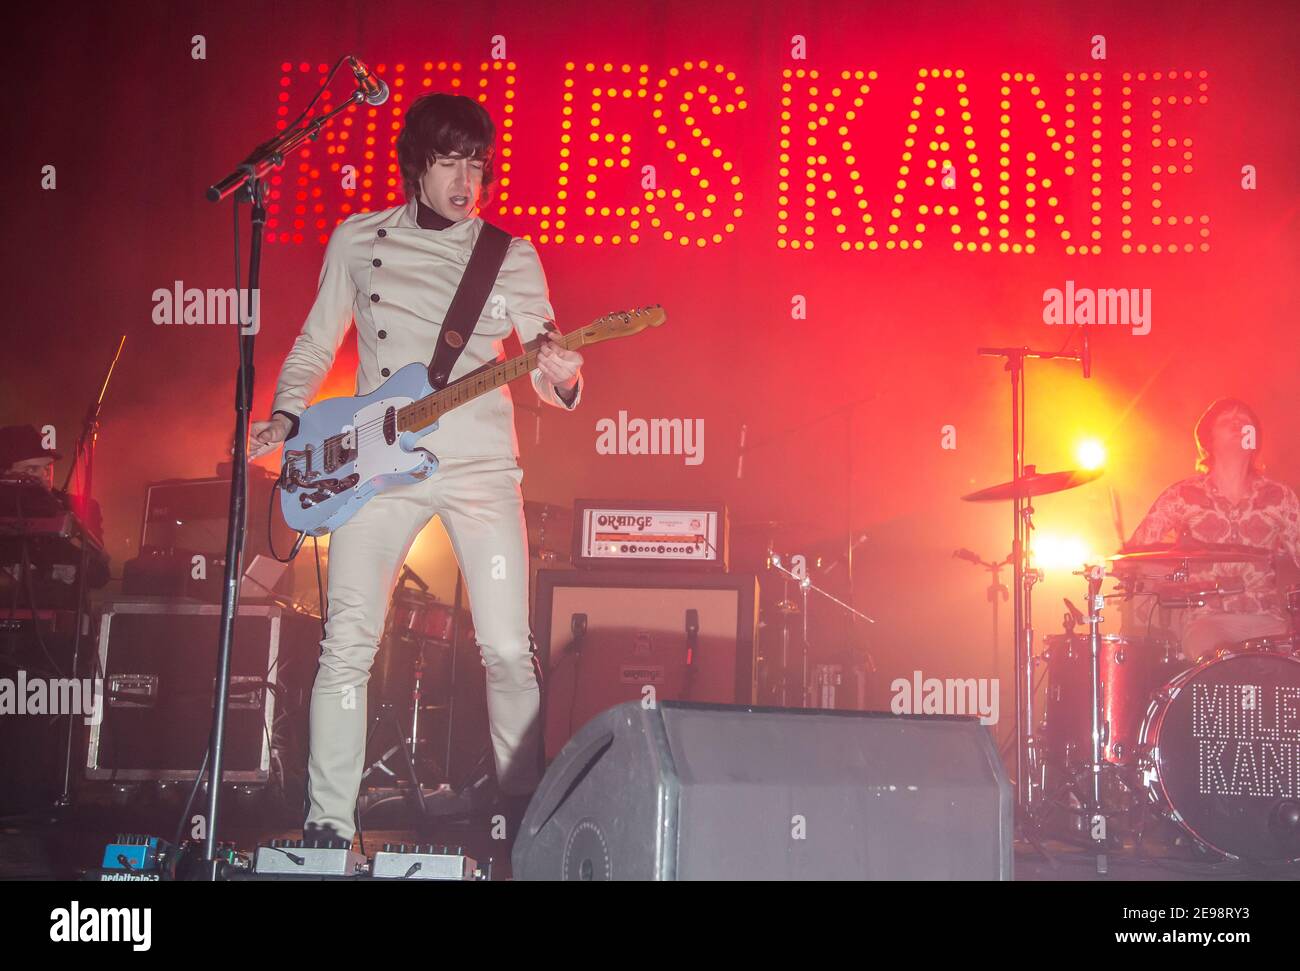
(512, 701), (1013, 880)
(532, 569), (758, 759)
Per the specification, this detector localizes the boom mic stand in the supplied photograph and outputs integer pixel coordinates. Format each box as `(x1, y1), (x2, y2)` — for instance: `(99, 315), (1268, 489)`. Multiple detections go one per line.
(766, 553), (875, 704)
(737, 393), (881, 702)
(198, 56), (386, 879)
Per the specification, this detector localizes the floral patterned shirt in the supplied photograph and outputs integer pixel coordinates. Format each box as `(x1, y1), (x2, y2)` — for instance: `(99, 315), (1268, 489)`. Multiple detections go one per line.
(1128, 473), (1300, 621)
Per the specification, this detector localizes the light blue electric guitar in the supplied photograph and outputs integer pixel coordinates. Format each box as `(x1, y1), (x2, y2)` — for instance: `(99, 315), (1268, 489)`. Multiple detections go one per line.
(278, 305), (665, 536)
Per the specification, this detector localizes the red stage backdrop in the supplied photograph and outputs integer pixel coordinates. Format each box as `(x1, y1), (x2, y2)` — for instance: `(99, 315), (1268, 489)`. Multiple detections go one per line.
(3, 0), (1296, 707)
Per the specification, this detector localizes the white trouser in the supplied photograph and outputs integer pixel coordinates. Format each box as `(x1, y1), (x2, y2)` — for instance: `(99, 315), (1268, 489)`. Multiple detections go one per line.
(304, 456), (541, 840)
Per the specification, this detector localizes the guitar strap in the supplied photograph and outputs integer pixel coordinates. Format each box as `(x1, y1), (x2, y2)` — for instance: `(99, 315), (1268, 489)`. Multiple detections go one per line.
(427, 220), (513, 390)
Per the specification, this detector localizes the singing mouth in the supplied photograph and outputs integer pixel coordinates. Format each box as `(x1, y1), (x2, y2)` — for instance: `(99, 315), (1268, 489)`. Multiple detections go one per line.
(450, 195), (469, 208)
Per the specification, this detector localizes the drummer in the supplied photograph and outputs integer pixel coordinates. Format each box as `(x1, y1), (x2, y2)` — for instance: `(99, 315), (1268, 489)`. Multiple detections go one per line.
(1127, 398), (1300, 660)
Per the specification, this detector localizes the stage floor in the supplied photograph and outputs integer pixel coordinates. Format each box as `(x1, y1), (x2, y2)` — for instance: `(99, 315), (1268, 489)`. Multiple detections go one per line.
(2, 801), (1296, 881)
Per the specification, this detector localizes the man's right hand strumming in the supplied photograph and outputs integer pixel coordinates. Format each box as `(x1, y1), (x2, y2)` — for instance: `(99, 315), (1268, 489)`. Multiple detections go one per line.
(249, 414), (293, 460)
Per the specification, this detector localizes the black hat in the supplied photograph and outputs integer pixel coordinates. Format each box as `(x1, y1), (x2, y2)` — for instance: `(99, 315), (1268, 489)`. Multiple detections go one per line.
(0, 424), (63, 472)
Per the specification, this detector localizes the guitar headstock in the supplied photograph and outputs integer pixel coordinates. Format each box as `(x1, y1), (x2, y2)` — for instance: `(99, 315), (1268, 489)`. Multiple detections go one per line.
(581, 305), (667, 345)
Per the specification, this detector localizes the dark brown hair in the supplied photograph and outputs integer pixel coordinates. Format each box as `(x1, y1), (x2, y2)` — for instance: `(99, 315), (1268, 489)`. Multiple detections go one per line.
(1194, 398), (1263, 474)
(396, 93), (497, 206)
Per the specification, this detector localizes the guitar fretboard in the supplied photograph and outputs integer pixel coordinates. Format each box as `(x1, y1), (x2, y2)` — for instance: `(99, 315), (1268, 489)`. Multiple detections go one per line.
(396, 328), (584, 434)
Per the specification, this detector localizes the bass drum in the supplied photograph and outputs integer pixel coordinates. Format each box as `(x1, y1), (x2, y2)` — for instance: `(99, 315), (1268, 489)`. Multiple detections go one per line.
(1138, 647), (1300, 863)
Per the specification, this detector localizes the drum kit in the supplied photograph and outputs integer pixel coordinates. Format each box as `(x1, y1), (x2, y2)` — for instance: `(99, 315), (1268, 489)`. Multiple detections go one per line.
(960, 341), (1300, 870)
(360, 565), (475, 816)
(964, 467), (1300, 868)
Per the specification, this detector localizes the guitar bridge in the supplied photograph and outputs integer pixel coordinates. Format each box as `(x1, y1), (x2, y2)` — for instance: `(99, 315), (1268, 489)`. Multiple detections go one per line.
(297, 473), (360, 508)
(282, 446), (315, 494)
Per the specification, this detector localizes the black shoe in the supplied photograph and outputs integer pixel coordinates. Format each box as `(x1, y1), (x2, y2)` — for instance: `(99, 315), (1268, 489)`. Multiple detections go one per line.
(302, 822), (349, 849)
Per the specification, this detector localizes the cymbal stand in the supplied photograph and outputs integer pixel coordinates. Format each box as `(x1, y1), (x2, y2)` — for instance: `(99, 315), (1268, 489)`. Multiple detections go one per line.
(977, 344), (1083, 819)
(1020, 498), (1045, 803)
(1075, 562), (1112, 875)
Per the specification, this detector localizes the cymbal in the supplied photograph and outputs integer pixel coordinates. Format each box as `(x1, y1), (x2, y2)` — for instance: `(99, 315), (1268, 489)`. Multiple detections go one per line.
(962, 466), (1102, 502)
(1109, 541), (1273, 566)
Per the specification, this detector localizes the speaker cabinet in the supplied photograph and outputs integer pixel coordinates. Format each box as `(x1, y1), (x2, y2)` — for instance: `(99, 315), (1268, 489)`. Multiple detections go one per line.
(532, 569), (758, 759)
(86, 600), (319, 782)
(0, 610), (89, 813)
(513, 701), (1013, 880)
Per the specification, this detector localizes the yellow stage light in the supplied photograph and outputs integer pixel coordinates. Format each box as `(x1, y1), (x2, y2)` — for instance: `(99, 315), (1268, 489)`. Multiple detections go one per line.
(1075, 438), (1106, 471)
(1030, 533), (1096, 573)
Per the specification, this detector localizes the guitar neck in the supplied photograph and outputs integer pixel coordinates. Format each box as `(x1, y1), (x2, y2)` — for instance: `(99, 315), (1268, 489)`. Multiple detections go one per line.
(396, 328), (586, 434)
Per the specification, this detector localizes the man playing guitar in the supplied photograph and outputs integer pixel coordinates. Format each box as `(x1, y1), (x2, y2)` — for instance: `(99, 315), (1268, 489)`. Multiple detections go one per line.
(248, 93), (584, 844)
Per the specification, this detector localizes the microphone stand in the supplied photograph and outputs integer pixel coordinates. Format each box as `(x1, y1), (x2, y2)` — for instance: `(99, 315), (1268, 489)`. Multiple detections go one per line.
(767, 554), (876, 705)
(198, 75), (376, 881)
(55, 335), (125, 810)
(952, 549), (1011, 685)
(737, 393), (881, 698)
(60, 335), (125, 500)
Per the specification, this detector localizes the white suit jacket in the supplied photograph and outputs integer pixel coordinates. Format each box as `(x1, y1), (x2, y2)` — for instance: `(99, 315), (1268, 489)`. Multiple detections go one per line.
(270, 198), (582, 460)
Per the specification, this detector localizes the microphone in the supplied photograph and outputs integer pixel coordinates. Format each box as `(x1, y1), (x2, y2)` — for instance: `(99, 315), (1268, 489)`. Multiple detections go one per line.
(952, 548), (981, 564)
(1081, 330), (1091, 379)
(348, 56), (390, 106)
